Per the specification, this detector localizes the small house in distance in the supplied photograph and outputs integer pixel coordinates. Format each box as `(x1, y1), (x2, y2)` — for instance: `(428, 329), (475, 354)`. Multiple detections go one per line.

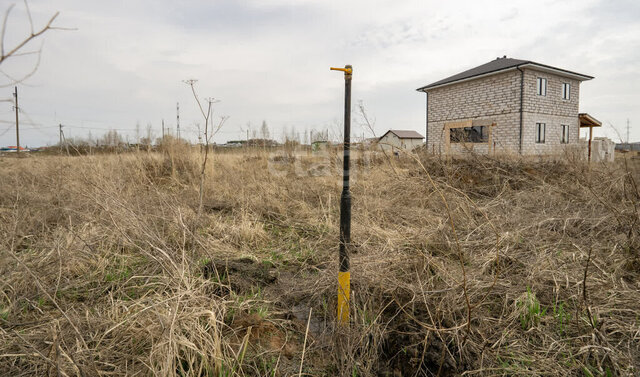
(417, 57), (599, 156)
(378, 130), (424, 152)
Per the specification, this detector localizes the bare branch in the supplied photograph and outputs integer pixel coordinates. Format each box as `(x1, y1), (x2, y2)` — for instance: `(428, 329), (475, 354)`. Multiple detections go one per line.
(0, 3), (59, 66)
(0, 41), (42, 87)
(23, 0), (33, 35)
(1, 3), (16, 58)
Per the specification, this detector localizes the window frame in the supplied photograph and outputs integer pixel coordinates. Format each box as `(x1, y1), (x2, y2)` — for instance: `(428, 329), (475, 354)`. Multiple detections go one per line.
(449, 126), (488, 144)
(535, 122), (546, 144)
(536, 77), (547, 96)
(561, 124), (569, 144)
(562, 83), (571, 100)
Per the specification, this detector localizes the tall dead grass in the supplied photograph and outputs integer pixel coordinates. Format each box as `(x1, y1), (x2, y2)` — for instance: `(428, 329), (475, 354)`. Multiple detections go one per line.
(0, 146), (638, 376)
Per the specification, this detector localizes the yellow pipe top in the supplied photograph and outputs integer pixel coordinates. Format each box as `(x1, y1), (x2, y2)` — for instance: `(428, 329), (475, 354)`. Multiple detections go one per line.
(330, 66), (353, 74)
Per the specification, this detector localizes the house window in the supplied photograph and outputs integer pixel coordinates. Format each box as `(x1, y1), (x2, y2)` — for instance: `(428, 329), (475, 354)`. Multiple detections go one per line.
(536, 77), (547, 96)
(561, 125), (569, 144)
(535, 123), (545, 143)
(562, 83), (570, 100)
(450, 126), (488, 143)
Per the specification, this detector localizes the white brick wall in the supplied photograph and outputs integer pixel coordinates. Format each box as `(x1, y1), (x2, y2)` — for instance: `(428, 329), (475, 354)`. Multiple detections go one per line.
(425, 67), (583, 156)
(380, 132), (423, 151)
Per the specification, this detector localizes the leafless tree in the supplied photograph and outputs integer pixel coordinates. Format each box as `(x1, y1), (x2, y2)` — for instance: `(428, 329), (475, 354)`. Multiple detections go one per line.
(184, 79), (228, 217)
(1, 1), (67, 86)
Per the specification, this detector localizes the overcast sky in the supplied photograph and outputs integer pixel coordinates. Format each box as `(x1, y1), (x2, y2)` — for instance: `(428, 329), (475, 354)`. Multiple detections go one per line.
(1, 0), (639, 147)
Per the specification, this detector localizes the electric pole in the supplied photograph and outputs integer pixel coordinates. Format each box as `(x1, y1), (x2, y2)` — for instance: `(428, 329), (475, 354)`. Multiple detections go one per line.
(13, 86), (20, 155)
(176, 102), (180, 140)
(59, 124), (63, 147)
(162, 119), (165, 141)
(330, 64), (353, 326)
(627, 119), (630, 144)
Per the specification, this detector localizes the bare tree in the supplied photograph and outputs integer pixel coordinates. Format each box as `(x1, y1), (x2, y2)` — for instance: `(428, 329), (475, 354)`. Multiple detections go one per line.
(1, 1), (66, 86)
(260, 120), (270, 140)
(184, 79), (228, 217)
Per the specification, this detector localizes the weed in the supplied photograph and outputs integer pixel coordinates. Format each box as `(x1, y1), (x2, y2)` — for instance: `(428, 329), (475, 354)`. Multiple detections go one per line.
(552, 300), (570, 335)
(517, 287), (546, 329)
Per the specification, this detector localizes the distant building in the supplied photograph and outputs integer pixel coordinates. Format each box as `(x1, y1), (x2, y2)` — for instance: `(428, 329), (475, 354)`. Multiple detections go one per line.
(378, 130), (424, 152)
(222, 140), (244, 147)
(615, 142), (640, 152)
(417, 57), (598, 156)
(0, 146), (28, 152)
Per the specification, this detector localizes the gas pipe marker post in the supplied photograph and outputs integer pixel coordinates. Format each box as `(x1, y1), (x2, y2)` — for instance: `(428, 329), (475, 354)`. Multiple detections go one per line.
(330, 65), (352, 326)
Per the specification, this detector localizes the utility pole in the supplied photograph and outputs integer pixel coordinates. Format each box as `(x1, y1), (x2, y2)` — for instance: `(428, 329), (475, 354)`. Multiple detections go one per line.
(176, 102), (180, 140)
(627, 119), (630, 144)
(330, 64), (352, 326)
(13, 86), (20, 155)
(59, 124), (69, 155)
(162, 119), (165, 141)
(59, 124), (63, 147)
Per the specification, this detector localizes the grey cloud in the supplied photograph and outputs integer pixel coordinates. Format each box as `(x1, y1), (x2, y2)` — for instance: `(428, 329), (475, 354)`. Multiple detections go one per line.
(1, 0), (638, 147)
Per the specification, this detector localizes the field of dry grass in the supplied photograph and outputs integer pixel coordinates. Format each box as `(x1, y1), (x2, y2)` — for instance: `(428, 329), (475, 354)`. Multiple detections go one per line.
(0, 146), (639, 376)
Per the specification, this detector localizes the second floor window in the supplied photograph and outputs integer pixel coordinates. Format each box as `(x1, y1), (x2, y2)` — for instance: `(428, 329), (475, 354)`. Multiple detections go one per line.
(562, 83), (571, 100)
(536, 77), (547, 96)
(561, 125), (569, 143)
(535, 123), (546, 143)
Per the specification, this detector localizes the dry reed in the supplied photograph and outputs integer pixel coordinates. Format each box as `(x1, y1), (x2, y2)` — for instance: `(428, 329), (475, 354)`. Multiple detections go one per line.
(0, 145), (638, 376)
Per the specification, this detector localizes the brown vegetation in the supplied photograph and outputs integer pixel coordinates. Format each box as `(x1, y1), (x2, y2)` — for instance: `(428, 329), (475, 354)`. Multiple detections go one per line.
(0, 145), (638, 376)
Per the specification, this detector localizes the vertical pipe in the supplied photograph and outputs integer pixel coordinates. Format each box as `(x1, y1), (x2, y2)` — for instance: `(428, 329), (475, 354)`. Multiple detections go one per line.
(338, 65), (352, 325)
(334, 65), (352, 325)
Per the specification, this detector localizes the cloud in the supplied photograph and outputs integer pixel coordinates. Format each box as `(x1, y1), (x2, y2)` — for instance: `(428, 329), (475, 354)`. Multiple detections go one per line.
(0, 0), (638, 146)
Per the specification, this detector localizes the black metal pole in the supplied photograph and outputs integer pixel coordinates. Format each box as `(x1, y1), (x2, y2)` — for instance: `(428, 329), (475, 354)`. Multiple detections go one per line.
(14, 86), (20, 156)
(340, 66), (352, 274)
(331, 64), (352, 325)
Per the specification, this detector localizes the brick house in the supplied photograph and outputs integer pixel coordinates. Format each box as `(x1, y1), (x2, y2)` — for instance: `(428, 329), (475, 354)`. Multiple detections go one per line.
(378, 130), (424, 152)
(416, 57), (598, 156)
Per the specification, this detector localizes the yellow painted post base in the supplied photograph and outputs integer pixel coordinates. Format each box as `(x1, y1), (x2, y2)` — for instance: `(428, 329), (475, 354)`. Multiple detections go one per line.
(337, 271), (350, 325)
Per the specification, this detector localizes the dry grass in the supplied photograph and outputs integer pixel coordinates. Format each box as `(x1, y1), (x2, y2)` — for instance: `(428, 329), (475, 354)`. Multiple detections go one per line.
(0, 145), (638, 376)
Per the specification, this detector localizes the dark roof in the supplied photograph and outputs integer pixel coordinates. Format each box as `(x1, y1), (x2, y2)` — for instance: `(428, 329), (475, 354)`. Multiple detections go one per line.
(417, 57), (593, 91)
(380, 130), (424, 140)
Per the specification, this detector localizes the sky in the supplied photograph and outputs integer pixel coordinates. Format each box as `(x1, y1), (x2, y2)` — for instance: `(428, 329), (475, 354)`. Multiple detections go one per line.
(1, 0), (639, 147)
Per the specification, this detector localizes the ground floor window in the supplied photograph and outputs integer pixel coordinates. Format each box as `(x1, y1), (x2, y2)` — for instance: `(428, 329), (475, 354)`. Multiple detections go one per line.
(450, 126), (488, 143)
(535, 123), (545, 143)
(561, 125), (569, 144)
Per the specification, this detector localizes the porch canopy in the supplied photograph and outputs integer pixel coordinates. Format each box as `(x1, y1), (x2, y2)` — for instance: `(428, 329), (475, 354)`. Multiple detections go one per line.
(579, 113), (602, 162)
(579, 113), (602, 128)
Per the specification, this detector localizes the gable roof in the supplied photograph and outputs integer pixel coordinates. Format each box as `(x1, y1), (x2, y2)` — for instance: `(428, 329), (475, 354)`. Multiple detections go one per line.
(417, 57), (593, 92)
(380, 130), (424, 140)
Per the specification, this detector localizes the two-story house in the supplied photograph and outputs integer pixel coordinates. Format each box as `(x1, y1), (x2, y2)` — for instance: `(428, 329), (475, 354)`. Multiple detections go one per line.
(417, 57), (598, 156)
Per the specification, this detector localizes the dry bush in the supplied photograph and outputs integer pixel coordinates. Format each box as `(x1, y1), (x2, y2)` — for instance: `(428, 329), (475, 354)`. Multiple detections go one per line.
(0, 148), (638, 376)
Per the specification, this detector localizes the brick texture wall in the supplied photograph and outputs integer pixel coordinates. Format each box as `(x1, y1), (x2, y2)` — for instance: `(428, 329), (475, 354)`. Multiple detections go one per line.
(521, 69), (581, 154)
(425, 67), (583, 156)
